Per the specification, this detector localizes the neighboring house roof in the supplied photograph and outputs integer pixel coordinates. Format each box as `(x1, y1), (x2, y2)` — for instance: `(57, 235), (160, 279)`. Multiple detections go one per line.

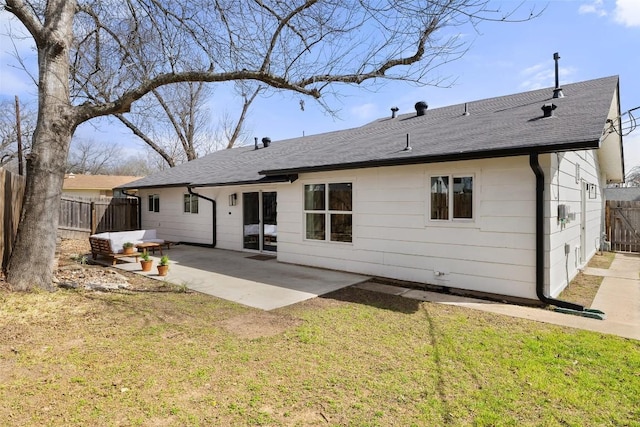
(604, 187), (640, 201)
(64, 174), (143, 191)
(119, 76), (623, 190)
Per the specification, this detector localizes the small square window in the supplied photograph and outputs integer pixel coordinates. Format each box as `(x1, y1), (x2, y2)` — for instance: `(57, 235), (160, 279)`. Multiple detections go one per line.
(430, 175), (473, 221)
(184, 194), (198, 214)
(148, 194), (160, 212)
(304, 182), (352, 242)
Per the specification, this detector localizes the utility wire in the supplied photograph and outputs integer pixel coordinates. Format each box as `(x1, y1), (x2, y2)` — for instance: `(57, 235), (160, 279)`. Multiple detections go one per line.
(609, 106), (639, 136)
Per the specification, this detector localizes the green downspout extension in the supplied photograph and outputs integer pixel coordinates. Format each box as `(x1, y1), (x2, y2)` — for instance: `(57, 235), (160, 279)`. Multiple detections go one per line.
(529, 153), (605, 319)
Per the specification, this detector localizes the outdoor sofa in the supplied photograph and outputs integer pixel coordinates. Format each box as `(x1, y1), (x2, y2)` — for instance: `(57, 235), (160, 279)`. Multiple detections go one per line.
(89, 229), (165, 265)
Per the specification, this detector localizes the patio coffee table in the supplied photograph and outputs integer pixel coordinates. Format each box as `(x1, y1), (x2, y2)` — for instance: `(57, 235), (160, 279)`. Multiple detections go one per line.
(136, 242), (162, 256)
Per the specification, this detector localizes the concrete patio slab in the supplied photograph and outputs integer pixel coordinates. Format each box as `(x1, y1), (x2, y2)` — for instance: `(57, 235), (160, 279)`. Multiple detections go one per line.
(115, 245), (369, 310)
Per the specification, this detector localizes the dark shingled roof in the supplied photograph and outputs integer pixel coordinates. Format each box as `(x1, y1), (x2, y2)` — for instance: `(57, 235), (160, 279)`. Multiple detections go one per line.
(119, 76), (619, 190)
(604, 187), (640, 201)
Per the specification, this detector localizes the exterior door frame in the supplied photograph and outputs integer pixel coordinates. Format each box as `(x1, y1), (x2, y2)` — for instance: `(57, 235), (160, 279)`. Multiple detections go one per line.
(242, 190), (277, 253)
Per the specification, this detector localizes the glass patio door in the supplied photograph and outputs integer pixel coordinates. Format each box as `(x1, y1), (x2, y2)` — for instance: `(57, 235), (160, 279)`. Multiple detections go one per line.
(243, 191), (277, 252)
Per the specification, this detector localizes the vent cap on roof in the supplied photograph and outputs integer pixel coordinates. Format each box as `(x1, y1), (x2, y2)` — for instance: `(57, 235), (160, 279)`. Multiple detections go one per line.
(262, 137), (271, 148)
(541, 103), (557, 118)
(415, 101), (428, 116)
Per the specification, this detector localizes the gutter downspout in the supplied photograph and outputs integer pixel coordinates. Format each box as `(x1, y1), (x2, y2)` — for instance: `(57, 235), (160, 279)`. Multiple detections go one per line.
(122, 190), (142, 230)
(188, 187), (216, 247)
(529, 153), (584, 311)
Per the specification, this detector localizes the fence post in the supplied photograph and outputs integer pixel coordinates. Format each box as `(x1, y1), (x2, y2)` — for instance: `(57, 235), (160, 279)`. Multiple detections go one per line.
(1, 169), (26, 271)
(91, 201), (97, 235)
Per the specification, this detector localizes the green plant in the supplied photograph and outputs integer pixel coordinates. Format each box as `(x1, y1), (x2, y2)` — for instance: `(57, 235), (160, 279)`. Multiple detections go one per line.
(123, 242), (134, 249)
(70, 254), (88, 265)
(159, 255), (169, 266)
(140, 252), (151, 262)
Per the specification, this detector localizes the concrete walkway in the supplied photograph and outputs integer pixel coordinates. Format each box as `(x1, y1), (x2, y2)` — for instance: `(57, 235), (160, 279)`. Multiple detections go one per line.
(116, 245), (368, 311)
(357, 252), (640, 341)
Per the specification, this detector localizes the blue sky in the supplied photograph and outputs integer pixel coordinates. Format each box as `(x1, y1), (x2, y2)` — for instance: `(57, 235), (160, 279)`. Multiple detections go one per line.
(1, 0), (640, 172)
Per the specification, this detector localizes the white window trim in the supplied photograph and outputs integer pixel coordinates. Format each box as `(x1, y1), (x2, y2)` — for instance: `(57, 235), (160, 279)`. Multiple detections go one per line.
(428, 173), (475, 222)
(148, 194), (160, 213)
(302, 181), (354, 244)
(183, 193), (199, 214)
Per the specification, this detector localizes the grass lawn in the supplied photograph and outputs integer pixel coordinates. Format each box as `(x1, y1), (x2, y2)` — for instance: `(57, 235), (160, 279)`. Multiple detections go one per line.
(0, 248), (638, 426)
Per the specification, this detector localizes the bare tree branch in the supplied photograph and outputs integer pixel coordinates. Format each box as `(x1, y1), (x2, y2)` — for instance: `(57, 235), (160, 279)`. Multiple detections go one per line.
(1, 0), (541, 291)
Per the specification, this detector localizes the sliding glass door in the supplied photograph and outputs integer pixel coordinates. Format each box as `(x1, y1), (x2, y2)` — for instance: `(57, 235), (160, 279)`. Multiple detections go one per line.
(243, 191), (277, 252)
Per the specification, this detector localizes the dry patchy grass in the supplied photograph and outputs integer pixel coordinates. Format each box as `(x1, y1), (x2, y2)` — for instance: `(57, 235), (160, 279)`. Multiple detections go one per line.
(557, 251), (616, 308)
(0, 243), (638, 426)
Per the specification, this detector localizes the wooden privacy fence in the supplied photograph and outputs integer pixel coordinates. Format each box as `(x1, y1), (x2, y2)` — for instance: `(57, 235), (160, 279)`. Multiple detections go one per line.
(606, 200), (640, 252)
(59, 196), (139, 239)
(0, 169), (26, 271)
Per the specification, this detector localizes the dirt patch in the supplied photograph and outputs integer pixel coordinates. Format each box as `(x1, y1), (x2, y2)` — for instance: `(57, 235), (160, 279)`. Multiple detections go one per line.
(558, 272), (603, 308)
(54, 238), (187, 292)
(218, 311), (303, 339)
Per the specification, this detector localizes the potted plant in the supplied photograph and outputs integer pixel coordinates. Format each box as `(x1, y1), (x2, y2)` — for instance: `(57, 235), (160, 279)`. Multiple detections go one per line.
(157, 255), (169, 276)
(140, 252), (153, 272)
(122, 242), (135, 255)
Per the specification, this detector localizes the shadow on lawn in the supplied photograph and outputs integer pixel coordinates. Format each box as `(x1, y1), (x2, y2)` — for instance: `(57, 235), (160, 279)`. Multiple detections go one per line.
(320, 286), (421, 314)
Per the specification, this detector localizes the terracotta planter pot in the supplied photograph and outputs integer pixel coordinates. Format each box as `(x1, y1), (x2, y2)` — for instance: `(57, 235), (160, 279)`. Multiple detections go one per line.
(123, 247), (135, 255)
(157, 265), (169, 276)
(140, 260), (153, 272)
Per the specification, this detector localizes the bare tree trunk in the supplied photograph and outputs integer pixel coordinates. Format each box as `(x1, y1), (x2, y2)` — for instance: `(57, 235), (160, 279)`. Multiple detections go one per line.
(6, 0), (76, 291)
(3, 0), (539, 292)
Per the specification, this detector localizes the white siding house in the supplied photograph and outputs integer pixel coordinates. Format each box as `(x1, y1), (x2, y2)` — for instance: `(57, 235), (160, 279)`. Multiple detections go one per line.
(124, 76), (624, 307)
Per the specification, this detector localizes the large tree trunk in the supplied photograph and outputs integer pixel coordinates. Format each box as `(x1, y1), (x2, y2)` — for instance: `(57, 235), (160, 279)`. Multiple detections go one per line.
(6, 0), (76, 291)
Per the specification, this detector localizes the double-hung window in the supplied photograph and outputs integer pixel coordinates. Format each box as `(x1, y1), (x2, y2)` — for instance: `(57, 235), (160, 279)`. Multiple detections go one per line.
(148, 194), (160, 213)
(183, 194), (199, 214)
(304, 183), (352, 242)
(430, 175), (473, 220)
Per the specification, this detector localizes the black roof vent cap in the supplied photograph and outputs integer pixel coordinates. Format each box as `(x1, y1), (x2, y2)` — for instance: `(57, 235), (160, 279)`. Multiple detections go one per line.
(541, 103), (557, 118)
(391, 106), (399, 118)
(262, 137), (271, 148)
(415, 101), (428, 116)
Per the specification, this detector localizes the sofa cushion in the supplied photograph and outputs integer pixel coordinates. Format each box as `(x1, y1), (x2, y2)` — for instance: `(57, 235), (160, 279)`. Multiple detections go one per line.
(89, 229), (162, 253)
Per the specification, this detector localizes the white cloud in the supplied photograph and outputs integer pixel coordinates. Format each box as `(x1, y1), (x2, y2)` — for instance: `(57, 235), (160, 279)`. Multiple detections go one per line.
(518, 62), (575, 91)
(579, 0), (608, 17)
(613, 0), (640, 27)
(0, 13), (37, 98)
(623, 131), (640, 172)
(0, 13), (35, 56)
(349, 102), (378, 120)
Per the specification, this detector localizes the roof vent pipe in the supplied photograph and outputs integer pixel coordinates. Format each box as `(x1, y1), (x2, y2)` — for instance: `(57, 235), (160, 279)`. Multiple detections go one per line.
(403, 133), (412, 151)
(463, 103), (470, 116)
(415, 101), (428, 116)
(541, 103), (557, 118)
(254, 137), (259, 150)
(391, 106), (399, 118)
(553, 52), (564, 98)
(262, 137), (271, 148)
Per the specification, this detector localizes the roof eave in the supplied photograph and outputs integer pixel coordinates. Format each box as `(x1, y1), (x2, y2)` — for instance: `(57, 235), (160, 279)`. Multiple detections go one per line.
(116, 174), (298, 190)
(189, 175), (298, 188)
(116, 182), (192, 190)
(260, 140), (601, 176)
